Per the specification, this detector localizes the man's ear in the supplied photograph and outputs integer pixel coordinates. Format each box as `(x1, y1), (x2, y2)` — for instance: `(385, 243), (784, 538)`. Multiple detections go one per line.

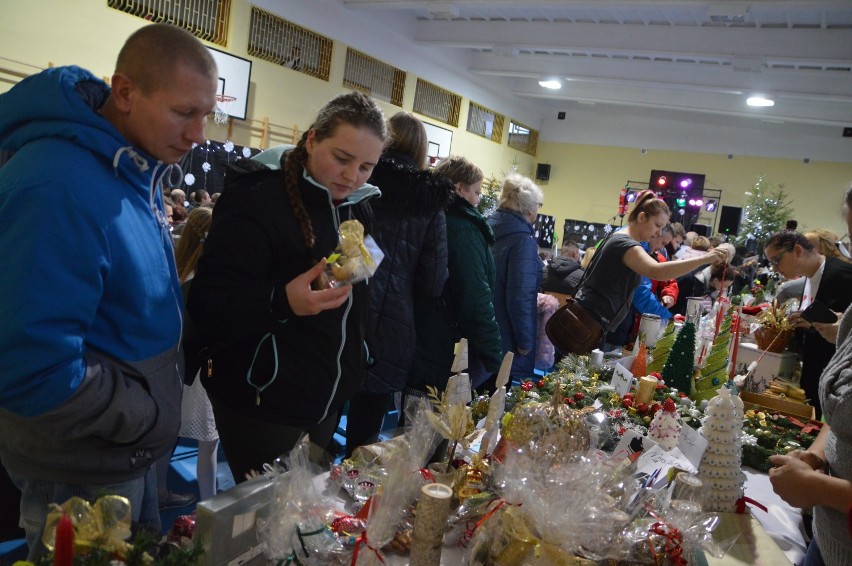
(108, 72), (135, 113)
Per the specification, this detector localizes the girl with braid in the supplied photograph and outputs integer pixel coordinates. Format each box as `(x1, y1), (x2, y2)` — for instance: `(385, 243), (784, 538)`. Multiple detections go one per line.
(188, 93), (387, 481)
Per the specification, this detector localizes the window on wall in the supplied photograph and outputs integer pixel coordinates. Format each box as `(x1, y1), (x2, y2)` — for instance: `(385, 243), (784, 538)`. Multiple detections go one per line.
(247, 6), (332, 81)
(413, 79), (461, 127)
(507, 120), (539, 156)
(466, 101), (504, 143)
(108, 0), (231, 46)
(343, 49), (405, 107)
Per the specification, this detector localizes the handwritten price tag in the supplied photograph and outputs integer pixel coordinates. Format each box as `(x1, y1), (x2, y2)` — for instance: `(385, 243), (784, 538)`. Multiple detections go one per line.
(610, 361), (634, 397)
(677, 423), (708, 468)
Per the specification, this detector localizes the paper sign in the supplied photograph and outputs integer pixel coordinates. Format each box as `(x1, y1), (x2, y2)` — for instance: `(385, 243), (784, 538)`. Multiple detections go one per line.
(446, 372), (472, 406)
(611, 429), (658, 461)
(611, 361), (634, 397)
(676, 424), (708, 469)
(636, 445), (697, 478)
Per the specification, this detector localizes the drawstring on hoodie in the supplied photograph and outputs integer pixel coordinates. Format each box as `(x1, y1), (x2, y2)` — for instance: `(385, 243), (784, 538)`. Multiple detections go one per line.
(112, 146), (186, 361)
(113, 146), (149, 173)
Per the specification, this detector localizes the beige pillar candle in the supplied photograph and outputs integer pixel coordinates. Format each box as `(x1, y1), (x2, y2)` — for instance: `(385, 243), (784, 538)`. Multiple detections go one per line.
(636, 375), (658, 405)
(410, 482), (453, 566)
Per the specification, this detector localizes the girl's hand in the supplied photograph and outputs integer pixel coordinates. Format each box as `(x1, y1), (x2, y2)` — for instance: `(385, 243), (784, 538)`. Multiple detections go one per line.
(812, 314), (843, 344)
(768, 454), (821, 508)
(705, 247), (727, 264)
(285, 260), (351, 315)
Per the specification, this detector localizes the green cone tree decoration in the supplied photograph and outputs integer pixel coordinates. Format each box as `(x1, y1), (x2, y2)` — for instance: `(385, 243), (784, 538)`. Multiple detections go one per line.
(647, 321), (676, 374)
(661, 322), (696, 394)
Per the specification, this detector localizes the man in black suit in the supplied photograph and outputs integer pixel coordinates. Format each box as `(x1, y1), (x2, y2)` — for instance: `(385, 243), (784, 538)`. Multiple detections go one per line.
(764, 230), (852, 419)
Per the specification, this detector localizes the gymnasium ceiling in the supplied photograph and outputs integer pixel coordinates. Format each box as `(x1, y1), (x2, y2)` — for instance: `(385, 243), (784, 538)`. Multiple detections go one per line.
(340, 1), (852, 131)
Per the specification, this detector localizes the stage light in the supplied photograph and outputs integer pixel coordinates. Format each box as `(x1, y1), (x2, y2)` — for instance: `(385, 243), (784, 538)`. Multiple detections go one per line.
(657, 176), (667, 187)
(680, 178), (693, 189)
(677, 209), (685, 216)
(626, 191), (637, 203)
(694, 198), (704, 207)
(676, 192), (687, 208)
(705, 200), (718, 212)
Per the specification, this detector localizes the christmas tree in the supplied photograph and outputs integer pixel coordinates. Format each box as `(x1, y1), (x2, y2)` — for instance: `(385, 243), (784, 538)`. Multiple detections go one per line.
(661, 322), (696, 394)
(477, 175), (501, 217)
(733, 176), (793, 251)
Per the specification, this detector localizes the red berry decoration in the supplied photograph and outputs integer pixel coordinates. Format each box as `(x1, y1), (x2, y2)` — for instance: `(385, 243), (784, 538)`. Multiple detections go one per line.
(623, 393), (634, 400)
(567, 397), (576, 405)
(536, 379), (545, 388)
(650, 403), (662, 414)
(650, 372), (662, 379)
(622, 398), (634, 409)
(637, 403), (648, 415)
(521, 381), (533, 391)
(574, 392), (585, 401)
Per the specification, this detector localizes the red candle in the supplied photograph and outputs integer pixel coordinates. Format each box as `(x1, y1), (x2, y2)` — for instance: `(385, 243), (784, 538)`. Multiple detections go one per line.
(54, 513), (74, 566)
(729, 309), (741, 379)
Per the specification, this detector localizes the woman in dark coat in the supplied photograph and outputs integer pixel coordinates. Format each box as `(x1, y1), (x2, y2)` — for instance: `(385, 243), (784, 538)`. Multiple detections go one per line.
(345, 112), (454, 456)
(407, 156), (503, 394)
(187, 93), (388, 481)
(488, 174), (544, 382)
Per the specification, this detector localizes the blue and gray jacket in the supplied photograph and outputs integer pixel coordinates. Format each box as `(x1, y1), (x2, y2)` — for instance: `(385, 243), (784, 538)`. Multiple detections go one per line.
(0, 66), (184, 484)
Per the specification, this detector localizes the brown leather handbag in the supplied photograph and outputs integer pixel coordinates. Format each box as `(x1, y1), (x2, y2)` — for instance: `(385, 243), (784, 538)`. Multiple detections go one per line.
(545, 296), (604, 354)
(544, 230), (615, 354)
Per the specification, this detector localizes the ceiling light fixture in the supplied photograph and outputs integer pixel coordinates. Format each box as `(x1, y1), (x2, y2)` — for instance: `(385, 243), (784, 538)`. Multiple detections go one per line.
(747, 96), (775, 107)
(538, 80), (562, 90)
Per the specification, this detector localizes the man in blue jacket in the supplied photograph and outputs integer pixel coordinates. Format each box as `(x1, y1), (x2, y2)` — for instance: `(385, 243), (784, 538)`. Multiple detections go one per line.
(0, 24), (218, 558)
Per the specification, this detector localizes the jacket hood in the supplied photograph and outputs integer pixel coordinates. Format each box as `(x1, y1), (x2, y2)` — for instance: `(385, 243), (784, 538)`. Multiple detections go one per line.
(448, 194), (495, 245)
(368, 154), (454, 214)
(547, 257), (581, 277)
(0, 66), (162, 195)
(488, 208), (534, 240)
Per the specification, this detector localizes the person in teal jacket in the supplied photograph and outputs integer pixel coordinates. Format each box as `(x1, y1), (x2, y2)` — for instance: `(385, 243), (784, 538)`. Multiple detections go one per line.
(408, 156), (503, 393)
(0, 25), (218, 558)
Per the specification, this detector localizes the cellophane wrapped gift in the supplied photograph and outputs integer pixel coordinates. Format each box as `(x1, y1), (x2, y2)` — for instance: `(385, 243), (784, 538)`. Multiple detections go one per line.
(322, 219), (384, 288)
(350, 397), (437, 565)
(258, 435), (348, 564)
(462, 415), (725, 565)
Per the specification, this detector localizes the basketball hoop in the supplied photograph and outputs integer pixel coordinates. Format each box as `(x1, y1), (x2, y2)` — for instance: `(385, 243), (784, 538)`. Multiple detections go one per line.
(213, 94), (237, 125)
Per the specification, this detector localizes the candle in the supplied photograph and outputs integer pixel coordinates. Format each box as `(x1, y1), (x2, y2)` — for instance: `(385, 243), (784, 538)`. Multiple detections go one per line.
(54, 513), (74, 566)
(590, 349), (604, 368)
(636, 375), (658, 405)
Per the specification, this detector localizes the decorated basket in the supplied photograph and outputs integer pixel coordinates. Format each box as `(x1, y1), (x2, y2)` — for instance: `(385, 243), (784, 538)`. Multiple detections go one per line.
(754, 326), (793, 353)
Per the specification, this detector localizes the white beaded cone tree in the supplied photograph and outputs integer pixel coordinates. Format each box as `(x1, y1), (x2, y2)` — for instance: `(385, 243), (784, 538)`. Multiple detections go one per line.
(697, 388), (746, 512)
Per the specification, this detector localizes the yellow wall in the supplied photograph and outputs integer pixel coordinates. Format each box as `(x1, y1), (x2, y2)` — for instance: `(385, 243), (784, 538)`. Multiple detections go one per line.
(536, 143), (852, 241)
(2, 0), (850, 239)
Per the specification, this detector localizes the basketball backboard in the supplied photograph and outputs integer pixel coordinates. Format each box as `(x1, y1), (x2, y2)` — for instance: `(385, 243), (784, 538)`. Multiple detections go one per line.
(205, 46), (252, 120)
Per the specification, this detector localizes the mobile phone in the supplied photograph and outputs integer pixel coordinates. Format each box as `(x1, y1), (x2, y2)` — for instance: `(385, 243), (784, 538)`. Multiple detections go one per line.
(800, 300), (837, 324)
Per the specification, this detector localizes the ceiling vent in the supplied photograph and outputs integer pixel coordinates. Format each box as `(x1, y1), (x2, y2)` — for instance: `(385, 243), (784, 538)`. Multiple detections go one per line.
(427, 3), (459, 20)
(708, 3), (749, 23)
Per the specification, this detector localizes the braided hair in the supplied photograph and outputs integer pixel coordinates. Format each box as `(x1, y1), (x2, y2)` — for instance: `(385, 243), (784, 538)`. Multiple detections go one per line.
(283, 92), (388, 251)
